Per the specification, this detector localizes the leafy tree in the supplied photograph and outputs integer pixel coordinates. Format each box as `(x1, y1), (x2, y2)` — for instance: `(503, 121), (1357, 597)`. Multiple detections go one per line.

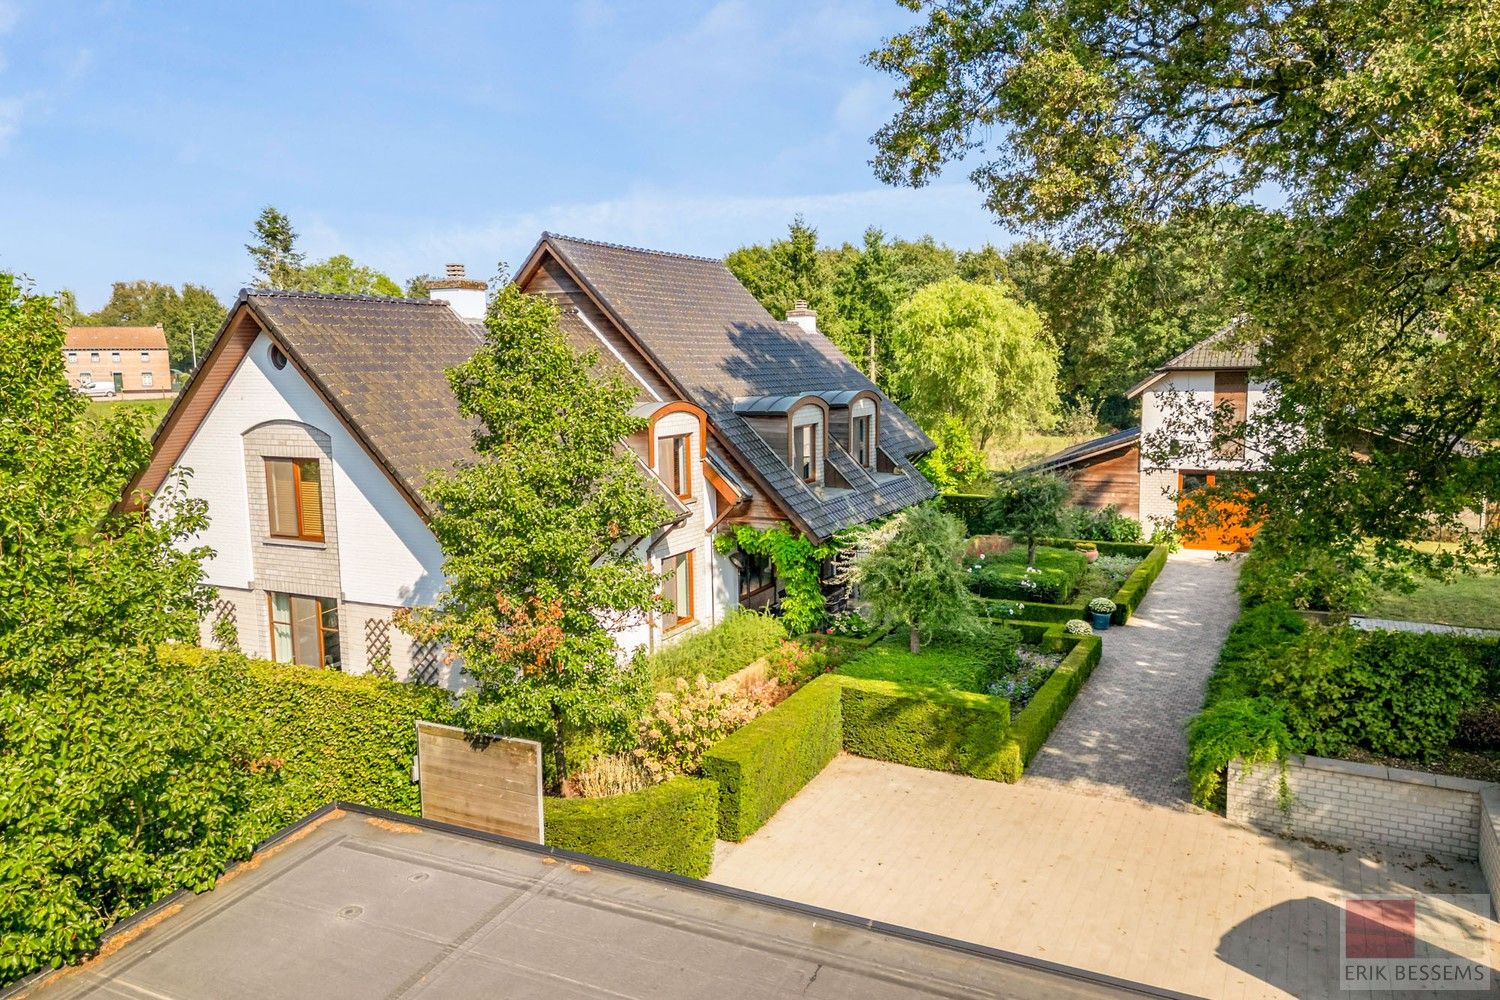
(915, 415), (989, 494)
(831, 227), (898, 384)
(0, 274), (248, 980)
(869, 0), (1500, 573)
(75, 280), (227, 372)
(298, 255), (403, 297)
(405, 274), (436, 299)
(246, 206), (305, 289)
(395, 285), (670, 785)
(985, 471), (1071, 565)
(853, 505), (977, 653)
(891, 277), (1059, 449)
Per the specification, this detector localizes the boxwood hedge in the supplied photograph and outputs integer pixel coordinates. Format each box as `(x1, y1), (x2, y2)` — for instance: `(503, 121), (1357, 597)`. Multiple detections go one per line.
(839, 676), (1010, 779)
(998, 631), (1104, 777)
(972, 541), (1170, 625)
(700, 674), (843, 841)
(544, 777), (717, 878)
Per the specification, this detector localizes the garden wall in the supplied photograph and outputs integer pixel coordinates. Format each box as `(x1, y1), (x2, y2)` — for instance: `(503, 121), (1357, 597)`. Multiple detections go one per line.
(1228, 754), (1486, 860)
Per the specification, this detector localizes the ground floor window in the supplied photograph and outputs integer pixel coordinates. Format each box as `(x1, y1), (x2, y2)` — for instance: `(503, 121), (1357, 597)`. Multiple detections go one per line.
(736, 550), (775, 607)
(660, 551), (694, 632)
(268, 592), (341, 669)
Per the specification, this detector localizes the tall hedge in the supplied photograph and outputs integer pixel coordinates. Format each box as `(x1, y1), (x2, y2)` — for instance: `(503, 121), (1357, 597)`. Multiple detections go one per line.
(839, 676), (1010, 779)
(163, 647), (457, 837)
(700, 674), (843, 841)
(544, 777), (717, 878)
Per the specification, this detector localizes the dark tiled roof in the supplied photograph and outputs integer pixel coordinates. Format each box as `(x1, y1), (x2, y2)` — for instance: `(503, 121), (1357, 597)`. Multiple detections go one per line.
(244, 290), (483, 510)
(539, 234), (935, 538)
(1125, 320), (1261, 398)
(1026, 427), (1141, 472)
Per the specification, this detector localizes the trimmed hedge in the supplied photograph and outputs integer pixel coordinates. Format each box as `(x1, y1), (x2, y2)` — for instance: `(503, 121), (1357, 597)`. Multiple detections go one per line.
(967, 546), (1088, 603)
(1036, 538), (1155, 559)
(163, 647), (458, 833)
(972, 541), (1169, 625)
(544, 777), (717, 878)
(700, 674), (843, 841)
(999, 630), (1104, 777)
(1111, 544), (1170, 622)
(839, 676), (1010, 779)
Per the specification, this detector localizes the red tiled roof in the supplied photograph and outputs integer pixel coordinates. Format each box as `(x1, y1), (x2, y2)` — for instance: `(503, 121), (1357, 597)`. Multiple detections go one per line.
(65, 326), (169, 351)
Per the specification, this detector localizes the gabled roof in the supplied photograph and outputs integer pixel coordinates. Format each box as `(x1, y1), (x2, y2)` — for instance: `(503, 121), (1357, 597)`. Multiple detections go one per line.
(1026, 427), (1141, 473)
(65, 325), (168, 351)
(1126, 320), (1261, 398)
(518, 234), (936, 539)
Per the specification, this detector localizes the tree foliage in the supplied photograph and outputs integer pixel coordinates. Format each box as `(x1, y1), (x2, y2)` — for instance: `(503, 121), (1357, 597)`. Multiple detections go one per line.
(985, 472), (1072, 565)
(853, 505), (978, 653)
(891, 277), (1058, 449)
(245, 206), (407, 299)
(395, 285), (669, 784)
(0, 275), (247, 980)
(246, 206), (305, 289)
(869, 0), (1500, 572)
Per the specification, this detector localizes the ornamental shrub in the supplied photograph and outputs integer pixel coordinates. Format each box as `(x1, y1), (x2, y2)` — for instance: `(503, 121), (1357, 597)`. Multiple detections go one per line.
(838, 676), (1011, 779)
(642, 610), (787, 688)
(633, 675), (767, 781)
(700, 675), (843, 841)
(544, 776), (717, 878)
(1186, 697), (1293, 808)
(973, 624), (1023, 693)
(1237, 536), (1371, 612)
(966, 546), (1087, 603)
(1064, 619), (1093, 635)
(1062, 504), (1144, 543)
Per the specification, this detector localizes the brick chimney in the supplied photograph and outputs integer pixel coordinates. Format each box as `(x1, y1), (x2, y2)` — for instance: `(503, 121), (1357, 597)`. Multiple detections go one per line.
(786, 299), (818, 337)
(427, 263), (487, 321)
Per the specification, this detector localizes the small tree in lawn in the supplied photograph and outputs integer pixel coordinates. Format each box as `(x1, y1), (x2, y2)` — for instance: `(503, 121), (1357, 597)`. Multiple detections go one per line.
(987, 472), (1071, 566)
(396, 285), (670, 788)
(853, 504), (977, 653)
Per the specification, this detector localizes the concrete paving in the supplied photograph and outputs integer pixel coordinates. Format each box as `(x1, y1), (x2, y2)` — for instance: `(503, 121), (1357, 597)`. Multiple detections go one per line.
(1024, 549), (1244, 807)
(710, 755), (1495, 1000)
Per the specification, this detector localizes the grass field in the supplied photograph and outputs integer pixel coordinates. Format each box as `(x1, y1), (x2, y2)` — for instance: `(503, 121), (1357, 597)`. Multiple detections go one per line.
(86, 397), (173, 435)
(985, 430), (1100, 473)
(1361, 572), (1500, 630)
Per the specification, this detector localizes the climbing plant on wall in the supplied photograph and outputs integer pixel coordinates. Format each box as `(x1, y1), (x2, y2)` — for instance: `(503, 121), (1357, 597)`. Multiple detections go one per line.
(714, 524), (836, 634)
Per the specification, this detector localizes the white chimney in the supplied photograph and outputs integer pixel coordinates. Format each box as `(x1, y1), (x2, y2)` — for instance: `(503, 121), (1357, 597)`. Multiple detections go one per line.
(427, 263), (487, 321)
(786, 298), (818, 337)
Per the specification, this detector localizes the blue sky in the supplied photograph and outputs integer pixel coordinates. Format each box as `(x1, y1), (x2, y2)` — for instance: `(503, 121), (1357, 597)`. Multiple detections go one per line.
(0, 1), (1012, 311)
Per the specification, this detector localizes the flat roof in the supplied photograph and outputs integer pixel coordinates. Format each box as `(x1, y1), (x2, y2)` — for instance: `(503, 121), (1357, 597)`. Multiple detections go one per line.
(7, 804), (1186, 1000)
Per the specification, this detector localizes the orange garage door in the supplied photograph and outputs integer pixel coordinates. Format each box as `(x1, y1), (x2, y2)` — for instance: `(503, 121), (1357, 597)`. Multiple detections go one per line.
(1177, 471), (1259, 552)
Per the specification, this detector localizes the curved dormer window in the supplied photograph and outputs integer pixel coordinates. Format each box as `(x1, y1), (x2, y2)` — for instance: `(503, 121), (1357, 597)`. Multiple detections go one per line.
(849, 394), (878, 469)
(789, 401), (825, 484)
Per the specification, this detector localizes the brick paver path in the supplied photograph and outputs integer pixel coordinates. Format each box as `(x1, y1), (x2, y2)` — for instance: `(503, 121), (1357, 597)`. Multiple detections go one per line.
(709, 755), (1495, 1000)
(1023, 549), (1242, 807)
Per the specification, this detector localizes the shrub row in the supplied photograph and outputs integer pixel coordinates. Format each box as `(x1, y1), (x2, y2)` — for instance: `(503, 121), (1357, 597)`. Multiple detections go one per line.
(1035, 538), (1157, 559)
(839, 675), (1011, 780)
(999, 630), (1104, 777)
(643, 610), (787, 689)
(544, 777), (718, 878)
(701, 674), (844, 841)
(972, 542), (1170, 624)
(1111, 544), (1170, 622)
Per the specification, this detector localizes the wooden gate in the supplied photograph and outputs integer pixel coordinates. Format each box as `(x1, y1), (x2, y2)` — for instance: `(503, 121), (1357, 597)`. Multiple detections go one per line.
(415, 721), (544, 843)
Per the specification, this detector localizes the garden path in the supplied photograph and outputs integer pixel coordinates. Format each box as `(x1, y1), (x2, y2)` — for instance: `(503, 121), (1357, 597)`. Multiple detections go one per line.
(1023, 548), (1242, 808)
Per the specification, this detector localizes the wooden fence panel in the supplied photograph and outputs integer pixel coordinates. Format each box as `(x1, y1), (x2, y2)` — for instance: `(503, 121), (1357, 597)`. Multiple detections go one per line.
(416, 721), (544, 843)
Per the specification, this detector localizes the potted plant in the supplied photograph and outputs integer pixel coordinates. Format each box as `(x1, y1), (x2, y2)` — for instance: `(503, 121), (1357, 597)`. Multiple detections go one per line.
(1074, 540), (1099, 563)
(1063, 618), (1093, 636)
(1087, 597), (1116, 630)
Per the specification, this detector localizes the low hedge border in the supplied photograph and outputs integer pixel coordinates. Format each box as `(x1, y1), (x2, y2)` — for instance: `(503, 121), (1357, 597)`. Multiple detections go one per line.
(974, 541), (1170, 625)
(701, 674), (843, 841)
(999, 627), (1104, 777)
(544, 776), (717, 878)
(839, 676), (1011, 780)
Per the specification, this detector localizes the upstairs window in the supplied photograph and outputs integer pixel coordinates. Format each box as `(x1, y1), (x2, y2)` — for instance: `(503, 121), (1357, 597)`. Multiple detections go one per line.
(67, 351), (77, 362)
(660, 551), (694, 632)
(660, 433), (691, 499)
(90, 351), (100, 363)
(140, 351), (151, 363)
(110, 351), (120, 363)
(265, 458), (324, 541)
(793, 422), (818, 483)
(853, 414), (873, 468)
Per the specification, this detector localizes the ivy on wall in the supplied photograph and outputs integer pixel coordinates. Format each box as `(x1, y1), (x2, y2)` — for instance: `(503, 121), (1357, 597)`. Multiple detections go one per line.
(714, 524), (836, 634)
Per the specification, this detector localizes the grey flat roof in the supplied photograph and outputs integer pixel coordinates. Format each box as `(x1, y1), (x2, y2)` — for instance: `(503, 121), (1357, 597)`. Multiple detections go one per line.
(7, 805), (1187, 1000)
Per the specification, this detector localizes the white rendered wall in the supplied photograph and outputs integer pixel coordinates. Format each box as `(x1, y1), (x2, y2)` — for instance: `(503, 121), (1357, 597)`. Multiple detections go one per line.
(171, 331), (447, 610)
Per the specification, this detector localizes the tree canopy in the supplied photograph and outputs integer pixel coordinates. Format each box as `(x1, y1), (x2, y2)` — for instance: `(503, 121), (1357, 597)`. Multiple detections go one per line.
(891, 277), (1059, 449)
(0, 274), (248, 980)
(67, 280), (226, 373)
(245, 206), (407, 298)
(869, 0), (1500, 572)
(852, 504), (977, 653)
(985, 472), (1072, 566)
(395, 285), (670, 785)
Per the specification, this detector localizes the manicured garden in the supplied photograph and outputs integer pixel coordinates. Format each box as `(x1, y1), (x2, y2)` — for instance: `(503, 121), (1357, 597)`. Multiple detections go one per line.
(1186, 561), (1500, 808)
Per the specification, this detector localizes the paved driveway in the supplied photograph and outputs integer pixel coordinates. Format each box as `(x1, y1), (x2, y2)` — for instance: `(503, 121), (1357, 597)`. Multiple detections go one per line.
(710, 755), (1494, 999)
(1024, 549), (1242, 807)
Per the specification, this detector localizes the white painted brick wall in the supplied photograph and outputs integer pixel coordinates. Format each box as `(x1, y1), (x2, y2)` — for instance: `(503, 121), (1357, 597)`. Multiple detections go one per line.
(1229, 755), (1489, 860)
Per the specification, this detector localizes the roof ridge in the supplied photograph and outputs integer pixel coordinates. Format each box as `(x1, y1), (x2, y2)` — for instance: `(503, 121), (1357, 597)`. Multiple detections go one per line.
(243, 288), (446, 306)
(543, 231), (722, 264)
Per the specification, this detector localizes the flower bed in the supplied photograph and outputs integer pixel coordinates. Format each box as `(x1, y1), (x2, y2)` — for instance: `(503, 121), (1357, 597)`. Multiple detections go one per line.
(642, 610), (788, 690)
(965, 546), (1088, 602)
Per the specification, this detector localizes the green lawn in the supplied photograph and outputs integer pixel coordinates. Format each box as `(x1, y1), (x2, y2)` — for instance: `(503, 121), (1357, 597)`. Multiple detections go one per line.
(87, 397), (173, 435)
(837, 628), (1015, 693)
(1361, 573), (1500, 630)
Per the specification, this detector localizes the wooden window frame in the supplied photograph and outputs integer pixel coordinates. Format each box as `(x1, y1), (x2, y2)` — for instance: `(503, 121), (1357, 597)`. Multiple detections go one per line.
(851, 413), (874, 468)
(266, 591), (341, 669)
(793, 422), (819, 484)
(660, 550), (695, 633)
(660, 433), (692, 500)
(264, 457), (325, 542)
